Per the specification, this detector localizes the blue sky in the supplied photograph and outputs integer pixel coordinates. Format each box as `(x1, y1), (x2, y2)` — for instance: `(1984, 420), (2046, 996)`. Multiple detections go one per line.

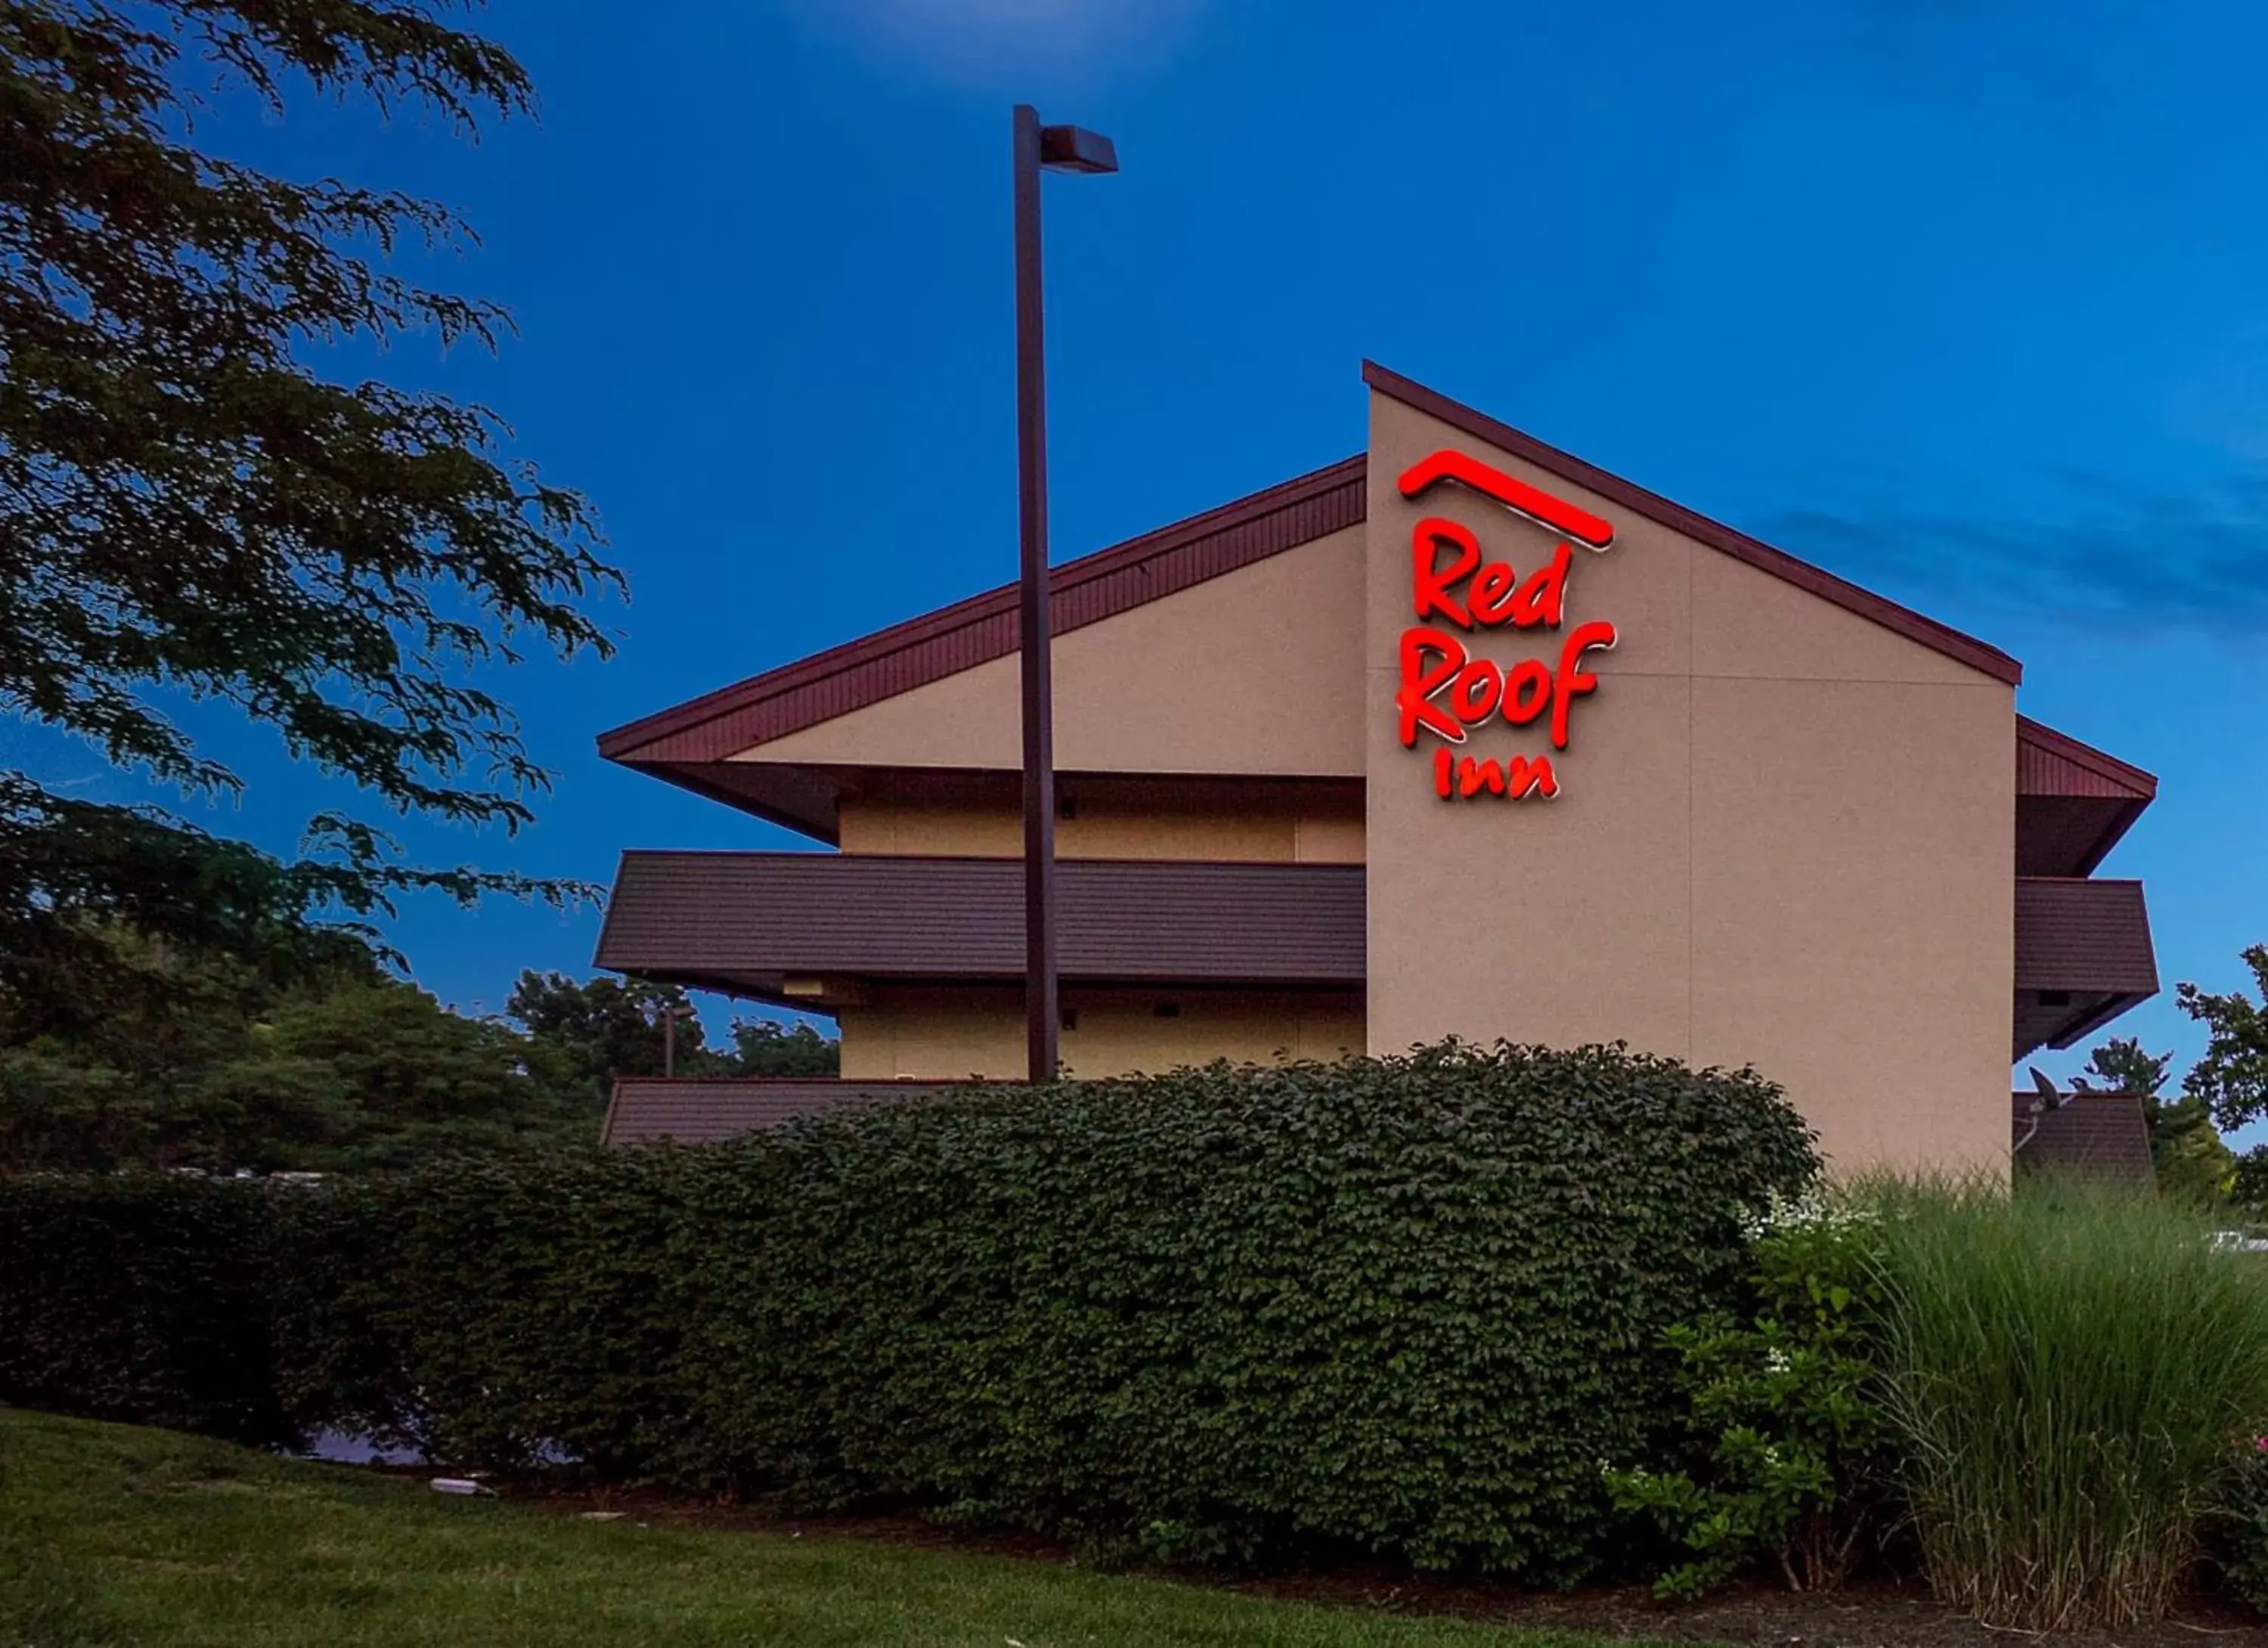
(18, 0), (2268, 1107)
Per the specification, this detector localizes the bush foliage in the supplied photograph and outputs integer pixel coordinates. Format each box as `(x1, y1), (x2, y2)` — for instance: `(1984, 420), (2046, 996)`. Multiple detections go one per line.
(2216, 1444), (2268, 1614)
(0, 1041), (1815, 1579)
(0, 1172), (293, 1446)
(1606, 1188), (1889, 1597)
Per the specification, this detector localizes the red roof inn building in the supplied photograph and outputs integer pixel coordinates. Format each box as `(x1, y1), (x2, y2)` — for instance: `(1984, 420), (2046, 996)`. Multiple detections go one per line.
(593, 363), (2160, 1173)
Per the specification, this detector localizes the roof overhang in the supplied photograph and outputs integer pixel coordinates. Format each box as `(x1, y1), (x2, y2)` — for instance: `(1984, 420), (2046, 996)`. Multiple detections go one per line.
(2015, 716), (2158, 876)
(2012, 876), (2160, 1058)
(594, 851), (1367, 1005)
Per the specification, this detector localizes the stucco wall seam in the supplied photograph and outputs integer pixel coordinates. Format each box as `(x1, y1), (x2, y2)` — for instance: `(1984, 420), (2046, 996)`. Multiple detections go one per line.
(1687, 530), (1696, 1062)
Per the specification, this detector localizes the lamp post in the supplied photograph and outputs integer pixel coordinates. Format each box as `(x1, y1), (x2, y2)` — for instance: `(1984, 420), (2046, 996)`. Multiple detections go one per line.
(661, 1000), (697, 1078)
(1013, 104), (1117, 1083)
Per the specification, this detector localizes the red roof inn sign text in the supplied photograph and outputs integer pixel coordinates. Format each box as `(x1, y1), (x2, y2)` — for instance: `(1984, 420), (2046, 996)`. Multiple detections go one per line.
(1393, 450), (1619, 801)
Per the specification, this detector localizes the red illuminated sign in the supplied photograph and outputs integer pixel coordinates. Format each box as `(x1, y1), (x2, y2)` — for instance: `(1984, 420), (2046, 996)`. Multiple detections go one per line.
(1394, 450), (1619, 801)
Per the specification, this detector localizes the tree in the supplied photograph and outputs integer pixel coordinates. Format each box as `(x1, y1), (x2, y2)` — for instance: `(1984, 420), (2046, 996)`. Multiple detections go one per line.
(2181, 946), (2268, 1213)
(0, 943), (594, 1172)
(727, 1016), (839, 1076)
(503, 971), (841, 1100)
(1, 1), (616, 1025)
(206, 977), (589, 1169)
(0, 918), (378, 1169)
(2083, 1035), (2232, 1205)
(2085, 1036), (2171, 1099)
(2181, 946), (2268, 1132)
(504, 970), (717, 1104)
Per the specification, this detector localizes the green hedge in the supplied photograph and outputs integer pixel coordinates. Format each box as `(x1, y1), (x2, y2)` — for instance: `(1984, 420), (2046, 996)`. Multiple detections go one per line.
(0, 1172), (293, 1446)
(0, 1042), (1816, 1580)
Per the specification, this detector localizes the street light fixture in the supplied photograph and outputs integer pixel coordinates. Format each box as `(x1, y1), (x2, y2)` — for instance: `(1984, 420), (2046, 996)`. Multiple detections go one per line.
(1012, 104), (1117, 1083)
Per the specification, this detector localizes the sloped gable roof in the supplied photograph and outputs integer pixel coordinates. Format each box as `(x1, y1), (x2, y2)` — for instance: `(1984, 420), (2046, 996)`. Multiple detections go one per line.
(602, 362), (2028, 770)
(600, 456), (1365, 765)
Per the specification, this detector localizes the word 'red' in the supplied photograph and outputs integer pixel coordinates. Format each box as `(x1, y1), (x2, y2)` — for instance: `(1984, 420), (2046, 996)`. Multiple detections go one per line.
(1393, 450), (1619, 801)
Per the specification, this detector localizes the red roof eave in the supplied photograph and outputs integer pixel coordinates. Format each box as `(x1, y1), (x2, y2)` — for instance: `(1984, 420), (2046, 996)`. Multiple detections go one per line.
(2016, 715), (2158, 800)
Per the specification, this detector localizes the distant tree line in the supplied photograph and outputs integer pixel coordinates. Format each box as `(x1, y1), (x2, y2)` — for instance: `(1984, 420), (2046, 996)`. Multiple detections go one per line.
(0, 934), (834, 1175)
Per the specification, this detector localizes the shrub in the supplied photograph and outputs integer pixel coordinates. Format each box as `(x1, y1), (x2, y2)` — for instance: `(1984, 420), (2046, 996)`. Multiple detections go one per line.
(277, 1146), (721, 1480)
(2214, 1440), (2268, 1613)
(0, 1041), (1818, 1581)
(1606, 1187), (1889, 1597)
(0, 1172), (293, 1447)
(1871, 1177), (2268, 1631)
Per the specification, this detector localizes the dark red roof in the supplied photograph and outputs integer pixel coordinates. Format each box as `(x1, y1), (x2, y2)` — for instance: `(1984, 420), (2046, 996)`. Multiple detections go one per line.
(2015, 719), (2155, 877)
(613, 1080), (2164, 1171)
(2011, 1092), (2155, 1184)
(2014, 878), (2158, 994)
(603, 1078), (965, 1145)
(2016, 717), (2157, 800)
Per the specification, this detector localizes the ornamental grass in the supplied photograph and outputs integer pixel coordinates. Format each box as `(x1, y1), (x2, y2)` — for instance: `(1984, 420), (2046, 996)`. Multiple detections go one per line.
(1870, 1178), (2268, 1631)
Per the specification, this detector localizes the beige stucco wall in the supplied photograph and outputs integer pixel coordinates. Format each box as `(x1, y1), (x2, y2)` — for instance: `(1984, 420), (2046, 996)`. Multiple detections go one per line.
(838, 986), (1365, 1080)
(837, 798), (1365, 863)
(1364, 392), (2015, 1174)
(742, 524), (1368, 776)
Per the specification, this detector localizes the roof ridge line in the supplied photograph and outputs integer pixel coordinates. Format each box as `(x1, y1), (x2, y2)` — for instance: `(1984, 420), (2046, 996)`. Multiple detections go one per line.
(598, 454), (1365, 762)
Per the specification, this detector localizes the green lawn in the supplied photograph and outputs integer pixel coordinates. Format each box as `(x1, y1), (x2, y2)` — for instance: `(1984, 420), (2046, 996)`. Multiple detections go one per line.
(0, 1408), (1675, 1648)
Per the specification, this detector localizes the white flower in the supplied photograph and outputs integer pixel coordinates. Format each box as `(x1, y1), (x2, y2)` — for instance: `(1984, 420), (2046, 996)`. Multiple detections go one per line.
(1743, 1186), (1881, 1238)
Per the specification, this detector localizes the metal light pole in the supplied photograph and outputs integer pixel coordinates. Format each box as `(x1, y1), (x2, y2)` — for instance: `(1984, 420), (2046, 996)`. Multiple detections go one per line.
(661, 1001), (696, 1077)
(1012, 104), (1117, 1083)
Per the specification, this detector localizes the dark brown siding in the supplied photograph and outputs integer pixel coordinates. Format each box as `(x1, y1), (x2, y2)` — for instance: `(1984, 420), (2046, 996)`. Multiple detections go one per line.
(2012, 877), (2159, 1056)
(603, 1078), (970, 1145)
(2014, 878), (2158, 993)
(2012, 1092), (2155, 1185)
(595, 853), (1366, 987)
(598, 457), (1367, 765)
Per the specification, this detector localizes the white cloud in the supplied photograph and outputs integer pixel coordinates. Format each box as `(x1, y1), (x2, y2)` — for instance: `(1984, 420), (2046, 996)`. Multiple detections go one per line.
(785, 0), (1209, 87)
